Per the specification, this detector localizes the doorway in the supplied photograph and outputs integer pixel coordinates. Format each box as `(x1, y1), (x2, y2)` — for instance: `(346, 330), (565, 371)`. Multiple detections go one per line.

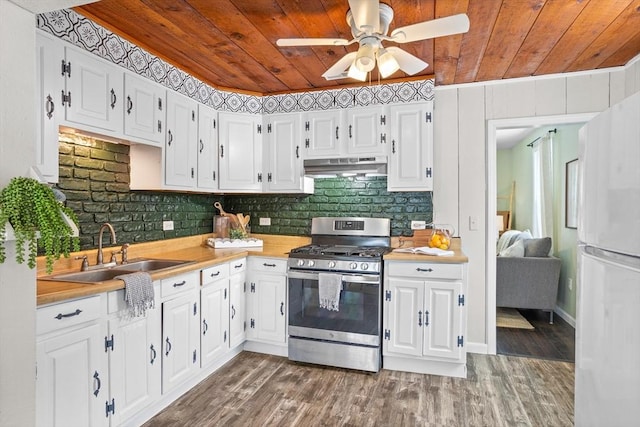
(486, 113), (595, 356)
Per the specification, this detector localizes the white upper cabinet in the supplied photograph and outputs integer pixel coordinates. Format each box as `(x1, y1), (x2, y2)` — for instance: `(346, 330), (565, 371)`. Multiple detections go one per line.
(165, 91), (198, 189)
(123, 73), (165, 145)
(263, 113), (312, 193)
(303, 109), (344, 158)
(387, 102), (433, 191)
(197, 104), (219, 191)
(218, 112), (263, 192)
(345, 106), (388, 156)
(35, 31), (64, 183)
(64, 46), (123, 133)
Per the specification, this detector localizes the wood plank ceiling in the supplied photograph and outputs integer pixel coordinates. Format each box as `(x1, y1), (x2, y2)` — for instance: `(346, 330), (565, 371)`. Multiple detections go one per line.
(75, 0), (640, 95)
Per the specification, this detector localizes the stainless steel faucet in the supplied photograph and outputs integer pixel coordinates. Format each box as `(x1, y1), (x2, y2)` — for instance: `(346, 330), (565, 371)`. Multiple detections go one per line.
(97, 223), (117, 266)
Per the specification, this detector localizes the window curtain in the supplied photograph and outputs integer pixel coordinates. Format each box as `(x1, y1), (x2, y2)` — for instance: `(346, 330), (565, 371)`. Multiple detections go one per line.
(532, 135), (554, 241)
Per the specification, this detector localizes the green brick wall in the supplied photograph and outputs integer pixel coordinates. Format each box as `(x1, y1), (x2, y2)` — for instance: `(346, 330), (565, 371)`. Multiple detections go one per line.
(225, 178), (432, 237)
(56, 133), (220, 249)
(56, 133), (433, 249)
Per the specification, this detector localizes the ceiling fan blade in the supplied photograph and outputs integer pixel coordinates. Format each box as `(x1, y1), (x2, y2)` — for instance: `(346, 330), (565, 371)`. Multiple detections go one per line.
(321, 52), (358, 80)
(348, 0), (380, 34)
(390, 13), (470, 43)
(385, 47), (428, 75)
(276, 38), (350, 47)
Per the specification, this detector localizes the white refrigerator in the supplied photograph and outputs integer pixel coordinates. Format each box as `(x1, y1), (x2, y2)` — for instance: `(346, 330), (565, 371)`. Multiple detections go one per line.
(575, 91), (640, 426)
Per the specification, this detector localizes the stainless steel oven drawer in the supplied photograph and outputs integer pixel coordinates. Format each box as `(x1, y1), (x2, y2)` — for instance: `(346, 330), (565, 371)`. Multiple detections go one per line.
(289, 337), (381, 372)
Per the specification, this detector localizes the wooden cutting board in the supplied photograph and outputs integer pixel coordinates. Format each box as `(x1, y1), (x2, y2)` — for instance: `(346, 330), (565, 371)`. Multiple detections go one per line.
(412, 229), (434, 247)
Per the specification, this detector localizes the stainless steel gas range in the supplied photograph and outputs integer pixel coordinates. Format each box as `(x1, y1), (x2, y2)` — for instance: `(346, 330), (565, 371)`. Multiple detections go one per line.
(287, 217), (391, 372)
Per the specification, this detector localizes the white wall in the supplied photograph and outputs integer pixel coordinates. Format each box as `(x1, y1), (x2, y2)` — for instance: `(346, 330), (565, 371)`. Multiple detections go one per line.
(433, 59), (640, 353)
(0, 1), (37, 425)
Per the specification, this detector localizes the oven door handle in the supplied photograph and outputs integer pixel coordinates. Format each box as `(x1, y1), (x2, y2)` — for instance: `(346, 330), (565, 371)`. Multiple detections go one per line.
(288, 270), (380, 285)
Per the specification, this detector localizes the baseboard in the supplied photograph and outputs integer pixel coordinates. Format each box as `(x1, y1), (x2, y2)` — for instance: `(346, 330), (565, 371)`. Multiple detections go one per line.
(466, 341), (489, 354)
(554, 306), (576, 328)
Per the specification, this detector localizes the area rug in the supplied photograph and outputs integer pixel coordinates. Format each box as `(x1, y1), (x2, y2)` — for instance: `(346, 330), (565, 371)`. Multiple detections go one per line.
(496, 308), (535, 330)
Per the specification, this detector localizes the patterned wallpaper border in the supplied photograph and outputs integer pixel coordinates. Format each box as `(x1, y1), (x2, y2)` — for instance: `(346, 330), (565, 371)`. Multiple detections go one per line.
(37, 9), (434, 114)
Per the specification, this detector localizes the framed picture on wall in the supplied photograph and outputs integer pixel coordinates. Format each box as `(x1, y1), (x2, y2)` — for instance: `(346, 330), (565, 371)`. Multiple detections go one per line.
(565, 158), (578, 229)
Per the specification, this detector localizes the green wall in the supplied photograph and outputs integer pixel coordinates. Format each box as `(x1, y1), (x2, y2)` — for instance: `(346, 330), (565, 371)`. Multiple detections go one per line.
(497, 124), (582, 320)
(57, 133), (433, 250)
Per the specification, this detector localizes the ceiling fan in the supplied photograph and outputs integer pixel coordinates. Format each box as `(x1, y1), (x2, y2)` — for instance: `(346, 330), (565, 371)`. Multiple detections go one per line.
(276, 0), (470, 81)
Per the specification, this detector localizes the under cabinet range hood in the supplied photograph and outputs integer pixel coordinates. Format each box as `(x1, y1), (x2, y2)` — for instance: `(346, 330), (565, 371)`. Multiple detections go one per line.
(303, 156), (387, 178)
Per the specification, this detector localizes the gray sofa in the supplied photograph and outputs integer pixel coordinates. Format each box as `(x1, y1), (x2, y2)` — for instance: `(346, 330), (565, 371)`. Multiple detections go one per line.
(496, 235), (561, 323)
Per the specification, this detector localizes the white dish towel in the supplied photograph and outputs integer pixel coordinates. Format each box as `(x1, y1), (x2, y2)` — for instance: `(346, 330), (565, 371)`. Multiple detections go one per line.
(318, 272), (342, 312)
(115, 272), (155, 317)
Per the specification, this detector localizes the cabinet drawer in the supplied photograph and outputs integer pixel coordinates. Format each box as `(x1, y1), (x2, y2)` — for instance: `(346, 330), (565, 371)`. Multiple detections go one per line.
(201, 263), (229, 286)
(161, 271), (199, 299)
(386, 262), (463, 280)
(249, 257), (287, 274)
(107, 282), (160, 314)
(229, 258), (247, 275)
(37, 295), (103, 336)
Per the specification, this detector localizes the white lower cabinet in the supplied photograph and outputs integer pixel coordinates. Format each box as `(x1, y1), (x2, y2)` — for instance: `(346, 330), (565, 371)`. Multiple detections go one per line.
(229, 259), (247, 348)
(246, 257), (287, 345)
(160, 271), (200, 394)
(106, 284), (161, 426)
(200, 263), (230, 366)
(36, 295), (109, 427)
(383, 261), (467, 378)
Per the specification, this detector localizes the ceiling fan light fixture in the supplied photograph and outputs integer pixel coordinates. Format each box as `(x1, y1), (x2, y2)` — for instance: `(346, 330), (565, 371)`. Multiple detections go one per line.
(377, 48), (399, 78)
(347, 61), (367, 81)
(355, 43), (376, 72)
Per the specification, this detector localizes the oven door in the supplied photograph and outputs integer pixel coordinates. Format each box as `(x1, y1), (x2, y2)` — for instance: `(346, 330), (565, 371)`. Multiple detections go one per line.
(288, 269), (381, 346)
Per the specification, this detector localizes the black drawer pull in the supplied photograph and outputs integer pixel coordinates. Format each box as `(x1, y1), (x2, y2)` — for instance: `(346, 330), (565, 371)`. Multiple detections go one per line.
(263, 263), (276, 267)
(416, 268), (434, 273)
(165, 337), (172, 356)
(210, 271), (221, 277)
(93, 371), (101, 397)
(234, 263), (243, 269)
(54, 309), (82, 320)
(150, 344), (157, 365)
(173, 280), (186, 288)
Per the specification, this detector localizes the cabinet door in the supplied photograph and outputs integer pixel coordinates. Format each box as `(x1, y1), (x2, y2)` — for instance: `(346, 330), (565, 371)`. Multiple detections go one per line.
(229, 267), (247, 348)
(36, 322), (108, 427)
(64, 46), (123, 132)
(218, 112), (263, 191)
(265, 113), (303, 192)
(165, 92), (198, 188)
(385, 278), (424, 357)
(200, 280), (229, 366)
(35, 32), (64, 183)
(197, 104), (219, 191)
(346, 106), (387, 156)
(387, 102), (433, 191)
(249, 273), (287, 343)
(107, 306), (161, 426)
(162, 292), (200, 393)
(123, 73), (165, 145)
(423, 280), (463, 360)
(304, 110), (343, 158)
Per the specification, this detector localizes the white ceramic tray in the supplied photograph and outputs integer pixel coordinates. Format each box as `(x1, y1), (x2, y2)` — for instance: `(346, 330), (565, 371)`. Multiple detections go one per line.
(206, 237), (263, 248)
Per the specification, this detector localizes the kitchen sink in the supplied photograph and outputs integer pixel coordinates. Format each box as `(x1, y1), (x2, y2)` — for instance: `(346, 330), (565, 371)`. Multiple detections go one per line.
(39, 258), (195, 284)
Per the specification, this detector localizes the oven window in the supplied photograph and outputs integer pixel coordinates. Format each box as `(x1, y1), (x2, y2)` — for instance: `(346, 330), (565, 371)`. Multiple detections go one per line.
(289, 276), (380, 336)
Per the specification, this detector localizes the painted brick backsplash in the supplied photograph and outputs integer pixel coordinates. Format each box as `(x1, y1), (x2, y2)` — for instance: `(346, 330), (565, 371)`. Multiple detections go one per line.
(57, 133), (432, 249)
(57, 133), (220, 249)
(225, 178), (432, 236)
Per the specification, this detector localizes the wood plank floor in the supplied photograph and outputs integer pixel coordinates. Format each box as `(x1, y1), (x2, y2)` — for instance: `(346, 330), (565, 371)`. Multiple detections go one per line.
(497, 309), (575, 362)
(144, 351), (574, 427)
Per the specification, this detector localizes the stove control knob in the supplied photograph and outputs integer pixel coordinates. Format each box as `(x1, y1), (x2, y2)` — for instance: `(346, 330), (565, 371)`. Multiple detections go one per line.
(328, 261), (336, 268)
(350, 262), (358, 270)
(297, 259), (305, 267)
(308, 260), (315, 267)
(361, 263), (369, 271)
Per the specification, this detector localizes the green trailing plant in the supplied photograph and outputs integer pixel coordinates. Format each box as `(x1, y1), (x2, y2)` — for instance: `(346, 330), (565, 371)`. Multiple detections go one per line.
(0, 177), (79, 273)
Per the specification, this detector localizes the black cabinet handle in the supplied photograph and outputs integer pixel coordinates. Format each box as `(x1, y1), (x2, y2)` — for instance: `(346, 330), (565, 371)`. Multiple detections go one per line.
(424, 310), (430, 326)
(349, 124), (352, 138)
(263, 263), (276, 267)
(93, 371), (101, 397)
(54, 309), (82, 320)
(199, 139), (204, 153)
(165, 337), (172, 356)
(167, 130), (173, 146)
(220, 145), (224, 158)
(392, 140), (396, 154)
(203, 319), (208, 335)
(173, 280), (186, 288)
(210, 271), (220, 277)
(126, 95), (133, 114)
(296, 145), (300, 158)
(45, 94), (54, 119)
(280, 302), (284, 316)
(336, 126), (339, 140)
(110, 89), (116, 109)
(234, 263), (243, 269)
(418, 310), (423, 327)
(150, 344), (157, 365)
(231, 305), (236, 319)
(416, 268), (433, 273)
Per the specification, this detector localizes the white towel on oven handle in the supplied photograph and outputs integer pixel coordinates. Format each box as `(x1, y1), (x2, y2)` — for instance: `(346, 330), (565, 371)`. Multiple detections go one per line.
(318, 272), (342, 312)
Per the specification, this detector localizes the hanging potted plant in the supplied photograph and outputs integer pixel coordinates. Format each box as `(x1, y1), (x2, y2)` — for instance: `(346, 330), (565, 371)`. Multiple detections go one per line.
(0, 177), (79, 273)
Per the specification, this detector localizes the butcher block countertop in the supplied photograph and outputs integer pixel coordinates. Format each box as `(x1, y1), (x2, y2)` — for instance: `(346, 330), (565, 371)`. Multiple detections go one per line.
(36, 234), (467, 306)
(36, 234), (310, 306)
